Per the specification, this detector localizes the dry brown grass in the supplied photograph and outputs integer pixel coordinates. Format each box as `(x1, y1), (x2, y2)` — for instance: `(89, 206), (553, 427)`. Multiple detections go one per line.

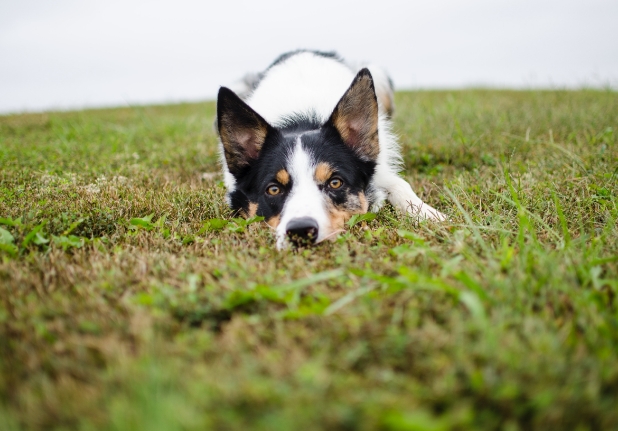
(1, 90), (617, 430)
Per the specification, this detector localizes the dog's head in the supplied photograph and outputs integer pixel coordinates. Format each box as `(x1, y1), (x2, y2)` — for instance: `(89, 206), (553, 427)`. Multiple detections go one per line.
(217, 69), (379, 249)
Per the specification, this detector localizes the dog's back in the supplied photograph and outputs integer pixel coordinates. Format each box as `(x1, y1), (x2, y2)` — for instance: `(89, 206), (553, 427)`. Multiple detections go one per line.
(230, 50), (394, 124)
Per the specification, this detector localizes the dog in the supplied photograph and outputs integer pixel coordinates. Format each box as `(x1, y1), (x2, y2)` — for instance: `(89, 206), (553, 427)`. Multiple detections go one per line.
(216, 50), (446, 249)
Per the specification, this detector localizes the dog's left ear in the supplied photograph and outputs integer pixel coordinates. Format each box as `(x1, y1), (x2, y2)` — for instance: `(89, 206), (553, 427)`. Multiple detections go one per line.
(217, 87), (273, 176)
(327, 68), (380, 161)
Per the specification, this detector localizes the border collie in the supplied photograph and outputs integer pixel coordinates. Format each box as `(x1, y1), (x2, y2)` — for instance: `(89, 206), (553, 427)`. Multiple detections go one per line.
(216, 50), (446, 249)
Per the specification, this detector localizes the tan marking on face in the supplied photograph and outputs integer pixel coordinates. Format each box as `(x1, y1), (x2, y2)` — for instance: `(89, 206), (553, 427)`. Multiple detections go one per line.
(266, 215), (281, 228)
(314, 162), (334, 184)
(276, 169), (290, 185)
(247, 202), (258, 218)
(329, 207), (351, 231)
(326, 193), (368, 232)
(358, 192), (369, 212)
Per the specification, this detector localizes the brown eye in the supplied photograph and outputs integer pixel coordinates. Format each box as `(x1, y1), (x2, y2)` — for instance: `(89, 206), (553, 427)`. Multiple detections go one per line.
(328, 178), (343, 189)
(267, 185), (281, 196)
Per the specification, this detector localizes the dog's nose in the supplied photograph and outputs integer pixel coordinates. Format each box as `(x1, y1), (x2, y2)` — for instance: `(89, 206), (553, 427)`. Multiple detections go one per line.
(286, 217), (319, 245)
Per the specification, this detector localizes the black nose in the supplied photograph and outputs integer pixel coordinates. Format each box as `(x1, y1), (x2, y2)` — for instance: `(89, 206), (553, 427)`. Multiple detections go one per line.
(286, 217), (319, 245)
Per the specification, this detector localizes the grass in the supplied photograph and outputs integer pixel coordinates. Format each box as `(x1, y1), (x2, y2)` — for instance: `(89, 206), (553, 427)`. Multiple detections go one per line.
(0, 89), (617, 430)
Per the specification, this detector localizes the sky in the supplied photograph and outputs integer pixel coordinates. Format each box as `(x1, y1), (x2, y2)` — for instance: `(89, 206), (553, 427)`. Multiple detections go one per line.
(1, 0), (617, 114)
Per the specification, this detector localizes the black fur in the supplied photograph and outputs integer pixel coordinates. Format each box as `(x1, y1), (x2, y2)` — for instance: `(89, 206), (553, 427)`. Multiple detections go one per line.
(218, 56), (380, 223)
(301, 126), (376, 205)
(268, 50), (343, 70)
(226, 119), (376, 220)
(229, 131), (294, 220)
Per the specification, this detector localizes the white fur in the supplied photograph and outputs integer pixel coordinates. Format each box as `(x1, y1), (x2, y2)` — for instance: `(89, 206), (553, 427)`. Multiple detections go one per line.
(275, 136), (331, 249)
(251, 52), (444, 216)
(247, 53), (353, 126)
(221, 51), (446, 248)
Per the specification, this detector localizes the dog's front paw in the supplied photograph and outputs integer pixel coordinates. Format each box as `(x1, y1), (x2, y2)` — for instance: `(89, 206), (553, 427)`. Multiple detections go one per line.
(421, 209), (448, 222)
(427, 209), (448, 222)
(408, 203), (448, 222)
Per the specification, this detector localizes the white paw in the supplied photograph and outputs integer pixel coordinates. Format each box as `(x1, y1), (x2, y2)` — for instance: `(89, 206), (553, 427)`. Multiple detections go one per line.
(407, 203), (448, 222)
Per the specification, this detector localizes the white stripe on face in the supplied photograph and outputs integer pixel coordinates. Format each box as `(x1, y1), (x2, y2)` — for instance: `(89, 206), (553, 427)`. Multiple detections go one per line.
(276, 136), (330, 249)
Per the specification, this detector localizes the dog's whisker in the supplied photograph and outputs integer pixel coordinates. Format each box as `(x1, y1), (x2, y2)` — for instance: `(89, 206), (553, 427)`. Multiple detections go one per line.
(263, 221), (277, 231)
(316, 229), (345, 244)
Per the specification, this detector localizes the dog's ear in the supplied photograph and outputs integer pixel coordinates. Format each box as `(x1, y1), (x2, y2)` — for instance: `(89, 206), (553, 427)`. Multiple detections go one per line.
(217, 87), (272, 175)
(327, 68), (380, 161)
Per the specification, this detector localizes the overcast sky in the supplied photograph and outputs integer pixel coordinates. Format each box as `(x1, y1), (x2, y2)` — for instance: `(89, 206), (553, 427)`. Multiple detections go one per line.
(1, 0), (617, 114)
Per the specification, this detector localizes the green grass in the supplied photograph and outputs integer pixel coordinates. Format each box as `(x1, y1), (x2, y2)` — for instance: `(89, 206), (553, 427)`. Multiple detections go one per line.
(0, 90), (617, 430)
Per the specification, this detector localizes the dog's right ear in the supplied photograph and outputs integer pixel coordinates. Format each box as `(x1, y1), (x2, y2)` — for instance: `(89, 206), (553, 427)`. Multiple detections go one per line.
(217, 87), (272, 176)
(327, 68), (380, 162)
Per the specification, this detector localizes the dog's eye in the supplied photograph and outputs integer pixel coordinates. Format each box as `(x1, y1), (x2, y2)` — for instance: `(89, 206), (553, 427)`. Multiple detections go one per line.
(266, 185), (281, 196)
(328, 178), (343, 189)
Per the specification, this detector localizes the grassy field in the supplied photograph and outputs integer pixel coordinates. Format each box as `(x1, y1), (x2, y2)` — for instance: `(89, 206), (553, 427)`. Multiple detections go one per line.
(0, 90), (617, 430)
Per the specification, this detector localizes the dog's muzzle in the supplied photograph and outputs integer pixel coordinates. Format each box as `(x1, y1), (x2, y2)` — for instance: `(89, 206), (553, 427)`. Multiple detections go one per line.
(286, 217), (319, 246)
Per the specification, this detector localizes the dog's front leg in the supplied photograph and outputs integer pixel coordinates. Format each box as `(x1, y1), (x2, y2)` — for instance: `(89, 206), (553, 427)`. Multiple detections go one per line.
(374, 170), (447, 221)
